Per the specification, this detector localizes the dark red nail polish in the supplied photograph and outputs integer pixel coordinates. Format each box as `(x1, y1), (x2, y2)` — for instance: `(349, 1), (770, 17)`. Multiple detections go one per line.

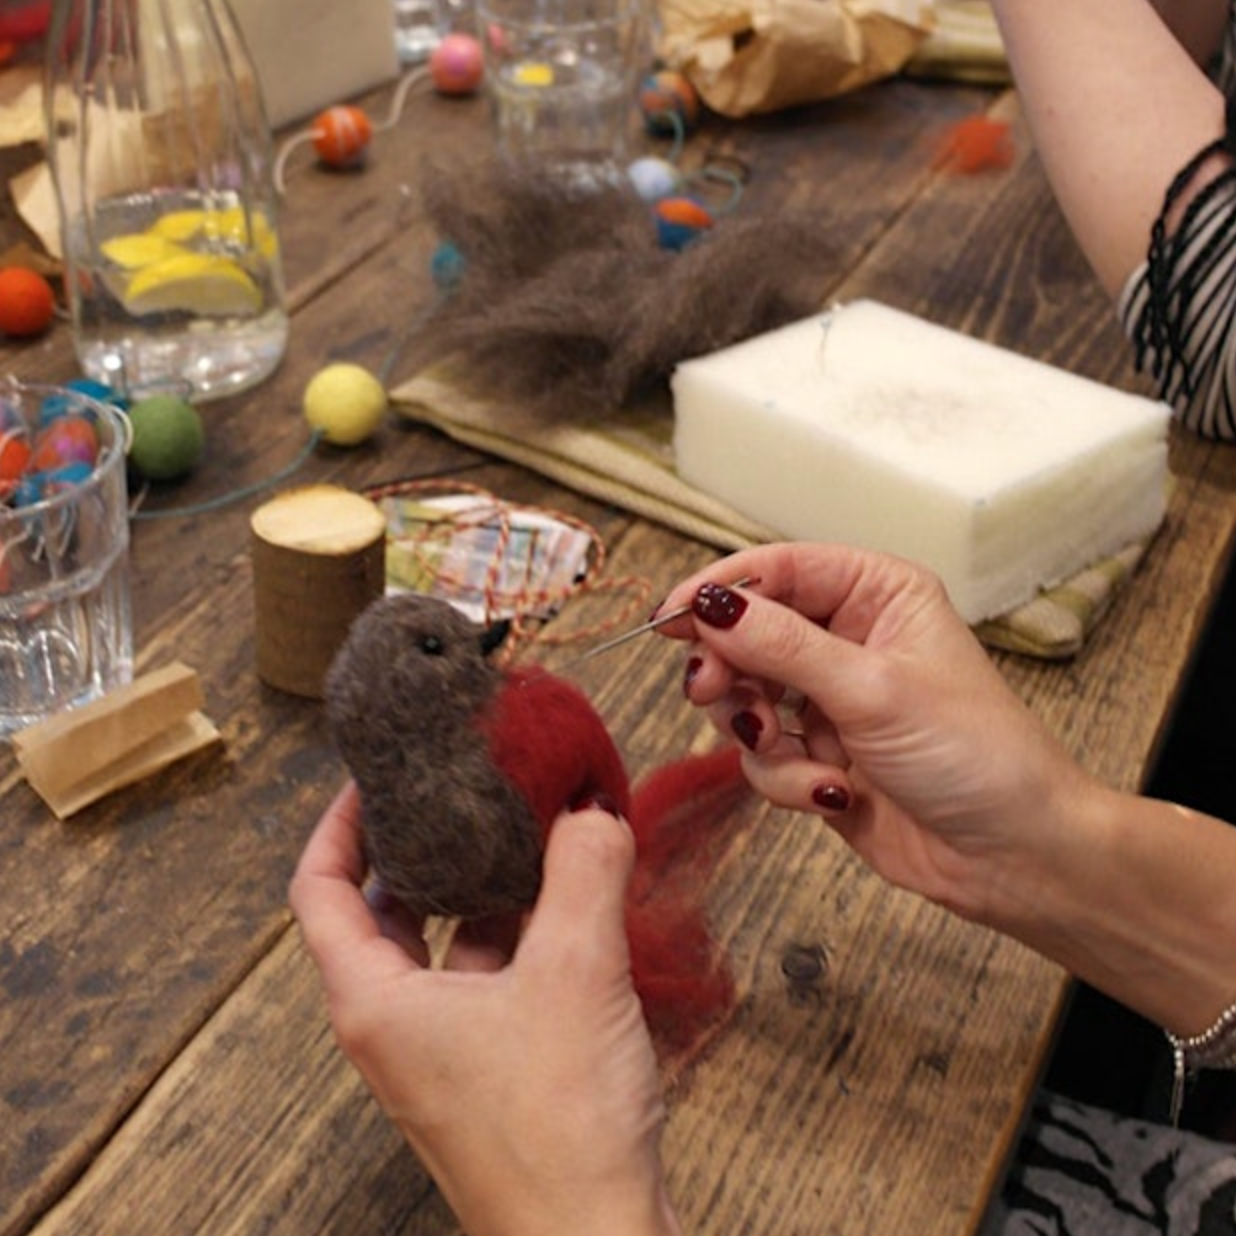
(731, 710), (763, 751)
(683, 656), (703, 696)
(693, 582), (748, 629)
(648, 598), (666, 622)
(812, 783), (851, 812)
(572, 791), (621, 817)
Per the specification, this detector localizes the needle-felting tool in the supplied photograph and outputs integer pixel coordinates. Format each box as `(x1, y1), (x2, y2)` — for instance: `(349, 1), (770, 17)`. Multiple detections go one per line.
(569, 576), (753, 665)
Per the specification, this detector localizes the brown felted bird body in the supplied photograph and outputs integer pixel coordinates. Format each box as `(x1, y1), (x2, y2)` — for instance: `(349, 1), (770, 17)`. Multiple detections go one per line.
(326, 591), (747, 1053)
(325, 592), (629, 919)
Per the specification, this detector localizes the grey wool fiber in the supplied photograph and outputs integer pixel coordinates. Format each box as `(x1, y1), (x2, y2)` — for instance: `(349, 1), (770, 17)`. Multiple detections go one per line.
(399, 157), (841, 419)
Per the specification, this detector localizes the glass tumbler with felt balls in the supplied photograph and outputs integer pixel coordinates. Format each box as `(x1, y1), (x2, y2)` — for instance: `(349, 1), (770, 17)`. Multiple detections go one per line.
(0, 381), (133, 736)
(44, 0), (289, 403)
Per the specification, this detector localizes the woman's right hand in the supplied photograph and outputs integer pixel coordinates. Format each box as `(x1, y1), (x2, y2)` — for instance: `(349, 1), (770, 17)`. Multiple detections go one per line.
(657, 544), (1102, 926)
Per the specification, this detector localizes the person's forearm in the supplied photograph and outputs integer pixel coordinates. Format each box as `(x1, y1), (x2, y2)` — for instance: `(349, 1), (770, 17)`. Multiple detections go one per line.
(988, 779), (1236, 1037)
(990, 0), (1228, 296)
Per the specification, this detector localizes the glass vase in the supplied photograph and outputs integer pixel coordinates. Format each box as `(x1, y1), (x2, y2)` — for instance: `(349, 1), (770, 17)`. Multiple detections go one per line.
(44, 0), (289, 402)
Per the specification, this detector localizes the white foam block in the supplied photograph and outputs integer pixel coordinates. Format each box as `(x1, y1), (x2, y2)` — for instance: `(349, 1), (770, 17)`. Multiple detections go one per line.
(672, 300), (1171, 623)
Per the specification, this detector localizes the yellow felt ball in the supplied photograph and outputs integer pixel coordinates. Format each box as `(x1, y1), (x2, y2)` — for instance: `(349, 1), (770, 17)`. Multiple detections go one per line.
(302, 363), (387, 446)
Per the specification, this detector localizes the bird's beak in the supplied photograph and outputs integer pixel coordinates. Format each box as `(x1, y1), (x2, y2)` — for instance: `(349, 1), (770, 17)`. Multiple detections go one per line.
(478, 619), (511, 658)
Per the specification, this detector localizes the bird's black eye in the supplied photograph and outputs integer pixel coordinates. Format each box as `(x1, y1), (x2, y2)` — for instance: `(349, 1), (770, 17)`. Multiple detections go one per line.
(419, 634), (445, 656)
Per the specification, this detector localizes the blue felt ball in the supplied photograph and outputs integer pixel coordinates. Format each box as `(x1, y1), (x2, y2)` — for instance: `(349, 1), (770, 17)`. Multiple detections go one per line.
(653, 196), (715, 251)
(431, 241), (466, 292)
(11, 474), (43, 507)
(42, 461), (93, 492)
(627, 156), (682, 203)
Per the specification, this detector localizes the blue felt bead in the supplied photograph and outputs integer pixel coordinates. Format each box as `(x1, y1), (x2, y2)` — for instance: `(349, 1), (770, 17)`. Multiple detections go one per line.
(11, 474), (44, 507)
(431, 241), (466, 292)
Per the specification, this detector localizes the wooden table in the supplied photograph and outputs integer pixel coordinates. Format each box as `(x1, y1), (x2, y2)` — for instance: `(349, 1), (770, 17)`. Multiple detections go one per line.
(3, 60), (1235, 1236)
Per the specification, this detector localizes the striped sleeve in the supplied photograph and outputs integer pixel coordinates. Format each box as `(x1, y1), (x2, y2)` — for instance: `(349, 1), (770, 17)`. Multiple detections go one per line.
(1117, 2), (1236, 440)
(1119, 168), (1236, 440)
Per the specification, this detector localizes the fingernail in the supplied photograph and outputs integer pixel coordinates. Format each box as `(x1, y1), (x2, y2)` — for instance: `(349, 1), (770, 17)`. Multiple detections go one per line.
(812, 783), (851, 813)
(731, 710), (763, 751)
(572, 791), (622, 817)
(683, 655), (703, 696)
(693, 582), (748, 629)
(648, 597), (666, 622)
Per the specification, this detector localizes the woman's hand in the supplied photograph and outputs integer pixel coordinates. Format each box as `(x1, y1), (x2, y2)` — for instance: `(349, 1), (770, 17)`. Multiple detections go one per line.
(290, 782), (680, 1236)
(659, 544), (1100, 925)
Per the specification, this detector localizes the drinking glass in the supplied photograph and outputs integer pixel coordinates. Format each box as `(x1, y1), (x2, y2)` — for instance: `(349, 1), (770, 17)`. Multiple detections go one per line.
(479, 0), (651, 188)
(0, 382), (133, 737)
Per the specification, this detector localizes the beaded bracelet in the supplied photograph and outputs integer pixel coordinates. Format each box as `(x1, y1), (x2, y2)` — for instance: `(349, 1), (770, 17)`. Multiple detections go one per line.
(1166, 996), (1236, 1124)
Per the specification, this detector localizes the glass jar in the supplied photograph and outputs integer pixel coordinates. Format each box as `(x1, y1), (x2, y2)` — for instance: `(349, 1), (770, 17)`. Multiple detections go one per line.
(44, 0), (289, 401)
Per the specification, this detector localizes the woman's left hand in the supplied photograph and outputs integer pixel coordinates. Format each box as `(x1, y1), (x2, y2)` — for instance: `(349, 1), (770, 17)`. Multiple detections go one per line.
(289, 781), (681, 1236)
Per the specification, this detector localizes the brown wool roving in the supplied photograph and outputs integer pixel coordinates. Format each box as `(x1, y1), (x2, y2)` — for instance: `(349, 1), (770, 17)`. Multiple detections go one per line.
(399, 158), (842, 420)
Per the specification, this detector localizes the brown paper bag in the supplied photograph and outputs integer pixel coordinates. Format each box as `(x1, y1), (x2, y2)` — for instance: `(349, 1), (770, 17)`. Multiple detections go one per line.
(657, 0), (936, 117)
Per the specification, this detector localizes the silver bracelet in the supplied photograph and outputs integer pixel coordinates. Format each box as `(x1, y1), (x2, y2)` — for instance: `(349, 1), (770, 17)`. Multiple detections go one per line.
(1165, 995), (1236, 1125)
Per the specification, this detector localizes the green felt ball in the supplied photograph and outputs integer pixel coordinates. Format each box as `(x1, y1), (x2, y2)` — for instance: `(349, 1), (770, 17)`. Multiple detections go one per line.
(127, 394), (205, 481)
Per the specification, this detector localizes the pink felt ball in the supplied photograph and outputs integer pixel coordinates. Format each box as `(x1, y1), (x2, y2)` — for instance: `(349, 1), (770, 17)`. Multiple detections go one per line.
(29, 414), (99, 473)
(431, 34), (484, 95)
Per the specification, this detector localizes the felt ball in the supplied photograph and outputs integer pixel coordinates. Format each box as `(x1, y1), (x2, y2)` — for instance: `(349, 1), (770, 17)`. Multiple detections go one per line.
(127, 393), (205, 481)
(303, 362), (387, 446)
(627, 156), (682, 203)
(67, 377), (127, 407)
(430, 240), (466, 292)
(0, 266), (55, 338)
(638, 70), (699, 136)
(431, 33), (484, 95)
(30, 414), (99, 473)
(0, 427), (30, 484)
(653, 196), (714, 250)
(10, 473), (43, 507)
(42, 460), (93, 493)
(38, 381), (125, 427)
(311, 106), (373, 168)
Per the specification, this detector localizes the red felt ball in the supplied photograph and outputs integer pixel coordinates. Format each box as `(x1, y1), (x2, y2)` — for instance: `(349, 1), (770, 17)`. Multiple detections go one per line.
(431, 33), (484, 95)
(0, 266), (55, 338)
(0, 427), (30, 483)
(311, 105), (373, 168)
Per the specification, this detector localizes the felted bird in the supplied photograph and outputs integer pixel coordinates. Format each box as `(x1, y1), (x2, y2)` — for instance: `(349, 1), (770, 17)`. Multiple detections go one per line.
(325, 591), (746, 1053)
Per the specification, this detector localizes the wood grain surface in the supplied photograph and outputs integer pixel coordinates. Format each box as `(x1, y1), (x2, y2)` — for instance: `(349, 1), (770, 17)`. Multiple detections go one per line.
(2, 62), (1233, 1236)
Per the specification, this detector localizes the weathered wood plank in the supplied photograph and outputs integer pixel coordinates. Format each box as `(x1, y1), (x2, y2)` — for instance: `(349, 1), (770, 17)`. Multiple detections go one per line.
(7, 71), (1230, 1236)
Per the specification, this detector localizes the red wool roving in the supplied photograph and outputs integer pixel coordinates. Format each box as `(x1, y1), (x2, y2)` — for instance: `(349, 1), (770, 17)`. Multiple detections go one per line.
(933, 114), (1014, 174)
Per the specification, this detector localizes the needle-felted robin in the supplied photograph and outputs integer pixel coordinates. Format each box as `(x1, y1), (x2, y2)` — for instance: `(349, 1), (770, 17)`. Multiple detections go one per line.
(325, 591), (746, 1053)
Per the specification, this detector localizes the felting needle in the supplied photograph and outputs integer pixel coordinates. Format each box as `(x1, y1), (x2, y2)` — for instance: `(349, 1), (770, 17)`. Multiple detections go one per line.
(569, 576), (753, 666)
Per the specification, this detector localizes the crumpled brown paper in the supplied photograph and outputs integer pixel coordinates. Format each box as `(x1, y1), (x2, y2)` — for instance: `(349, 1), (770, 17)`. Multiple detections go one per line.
(657, 0), (936, 117)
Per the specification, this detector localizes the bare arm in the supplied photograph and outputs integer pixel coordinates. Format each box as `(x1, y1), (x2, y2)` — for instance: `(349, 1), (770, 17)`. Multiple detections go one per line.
(990, 0), (1229, 296)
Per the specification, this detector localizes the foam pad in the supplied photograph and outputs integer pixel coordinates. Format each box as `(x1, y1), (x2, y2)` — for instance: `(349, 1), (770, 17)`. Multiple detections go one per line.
(672, 300), (1170, 623)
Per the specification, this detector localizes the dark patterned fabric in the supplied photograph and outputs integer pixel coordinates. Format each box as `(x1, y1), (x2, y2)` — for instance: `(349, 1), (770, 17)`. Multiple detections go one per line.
(980, 1092), (1236, 1235)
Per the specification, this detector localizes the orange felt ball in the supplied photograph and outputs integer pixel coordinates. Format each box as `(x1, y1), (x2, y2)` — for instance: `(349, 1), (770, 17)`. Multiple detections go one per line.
(311, 105), (373, 168)
(0, 266), (55, 338)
